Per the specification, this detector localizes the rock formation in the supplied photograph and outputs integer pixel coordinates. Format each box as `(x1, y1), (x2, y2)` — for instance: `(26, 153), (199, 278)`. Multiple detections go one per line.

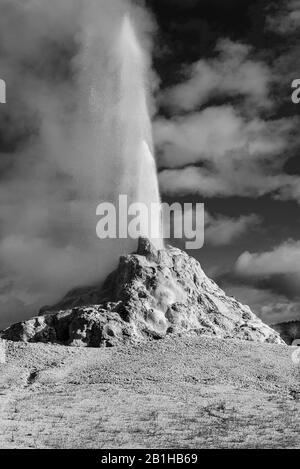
(1, 238), (284, 346)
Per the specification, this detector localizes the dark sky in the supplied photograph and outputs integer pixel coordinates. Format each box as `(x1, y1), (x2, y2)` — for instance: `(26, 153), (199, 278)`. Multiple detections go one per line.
(146, 0), (300, 324)
(148, 0), (282, 80)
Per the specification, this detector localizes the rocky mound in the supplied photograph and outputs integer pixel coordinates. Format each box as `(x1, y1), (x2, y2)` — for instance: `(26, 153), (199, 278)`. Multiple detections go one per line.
(0, 238), (284, 346)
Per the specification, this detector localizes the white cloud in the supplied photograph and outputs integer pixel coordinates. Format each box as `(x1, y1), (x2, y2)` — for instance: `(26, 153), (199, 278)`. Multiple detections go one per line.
(158, 155), (300, 200)
(155, 23), (300, 202)
(166, 207), (259, 247)
(156, 66), (300, 200)
(160, 39), (272, 112)
(212, 239), (300, 324)
(155, 106), (295, 168)
(230, 240), (300, 303)
(235, 240), (300, 277)
(205, 213), (261, 246)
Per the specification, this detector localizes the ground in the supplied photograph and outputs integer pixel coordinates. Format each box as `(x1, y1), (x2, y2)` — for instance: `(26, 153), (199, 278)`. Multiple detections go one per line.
(0, 335), (299, 449)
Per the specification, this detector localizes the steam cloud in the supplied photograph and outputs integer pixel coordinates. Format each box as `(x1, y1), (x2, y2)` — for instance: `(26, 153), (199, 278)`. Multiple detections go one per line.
(0, 0), (159, 329)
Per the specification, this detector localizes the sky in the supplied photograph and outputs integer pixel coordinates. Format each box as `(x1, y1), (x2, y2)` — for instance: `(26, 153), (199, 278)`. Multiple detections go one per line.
(0, 0), (299, 329)
(148, 0), (300, 325)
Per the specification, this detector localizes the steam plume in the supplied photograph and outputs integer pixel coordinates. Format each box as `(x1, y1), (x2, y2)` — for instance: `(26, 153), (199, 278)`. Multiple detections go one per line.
(0, 0), (161, 328)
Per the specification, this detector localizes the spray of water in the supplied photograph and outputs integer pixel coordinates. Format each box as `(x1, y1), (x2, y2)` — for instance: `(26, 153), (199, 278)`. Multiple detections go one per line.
(117, 15), (163, 249)
(78, 12), (163, 254)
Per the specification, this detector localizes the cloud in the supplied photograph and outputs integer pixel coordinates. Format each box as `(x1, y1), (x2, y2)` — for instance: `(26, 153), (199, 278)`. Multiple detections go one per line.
(212, 239), (300, 324)
(155, 106), (295, 168)
(154, 0), (300, 327)
(260, 301), (300, 325)
(156, 106), (299, 199)
(165, 206), (259, 248)
(235, 240), (300, 276)
(160, 39), (272, 112)
(231, 240), (300, 301)
(220, 283), (300, 325)
(205, 213), (261, 246)
(268, 0), (300, 34)
(155, 31), (300, 201)
(158, 167), (300, 199)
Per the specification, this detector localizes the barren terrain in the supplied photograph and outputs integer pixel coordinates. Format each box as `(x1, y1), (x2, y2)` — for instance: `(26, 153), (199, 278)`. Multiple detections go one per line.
(0, 335), (299, 449)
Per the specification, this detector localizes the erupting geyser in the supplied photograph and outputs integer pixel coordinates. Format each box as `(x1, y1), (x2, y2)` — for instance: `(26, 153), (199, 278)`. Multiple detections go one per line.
(80, 11), (163, 273)
(0, 2), (165, 328)
(113, 14), (163, 250)
(0, 0), (285, 351)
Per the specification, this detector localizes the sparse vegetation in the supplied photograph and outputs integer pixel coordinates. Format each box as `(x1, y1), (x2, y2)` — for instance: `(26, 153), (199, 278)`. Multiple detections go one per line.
(0, 336), (299, 448)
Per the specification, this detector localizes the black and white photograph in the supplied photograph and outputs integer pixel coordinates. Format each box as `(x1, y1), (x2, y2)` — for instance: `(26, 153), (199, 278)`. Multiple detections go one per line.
(0, 0), (299, 452)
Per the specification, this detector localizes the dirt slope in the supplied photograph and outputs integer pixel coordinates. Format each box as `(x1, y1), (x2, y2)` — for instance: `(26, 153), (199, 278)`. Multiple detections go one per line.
(0, 335), (299, 449)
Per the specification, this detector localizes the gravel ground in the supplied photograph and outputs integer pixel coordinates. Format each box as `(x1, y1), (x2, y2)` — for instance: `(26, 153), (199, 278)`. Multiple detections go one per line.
(0, 335), (299, 449)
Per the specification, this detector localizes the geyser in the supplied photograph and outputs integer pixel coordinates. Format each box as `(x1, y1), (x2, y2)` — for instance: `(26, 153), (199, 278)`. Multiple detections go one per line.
(116, 16), (163, 249)
(0, 1), (164, 329)
(111, 14), (163, 249)
(79, 12), (163, 259)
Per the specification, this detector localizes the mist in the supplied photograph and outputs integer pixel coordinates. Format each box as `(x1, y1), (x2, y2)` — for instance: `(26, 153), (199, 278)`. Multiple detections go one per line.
(0, 0), (160, 329)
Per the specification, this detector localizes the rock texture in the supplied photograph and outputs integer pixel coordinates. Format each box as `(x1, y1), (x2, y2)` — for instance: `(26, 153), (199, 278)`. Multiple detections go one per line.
(1, 238), (284, 346)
